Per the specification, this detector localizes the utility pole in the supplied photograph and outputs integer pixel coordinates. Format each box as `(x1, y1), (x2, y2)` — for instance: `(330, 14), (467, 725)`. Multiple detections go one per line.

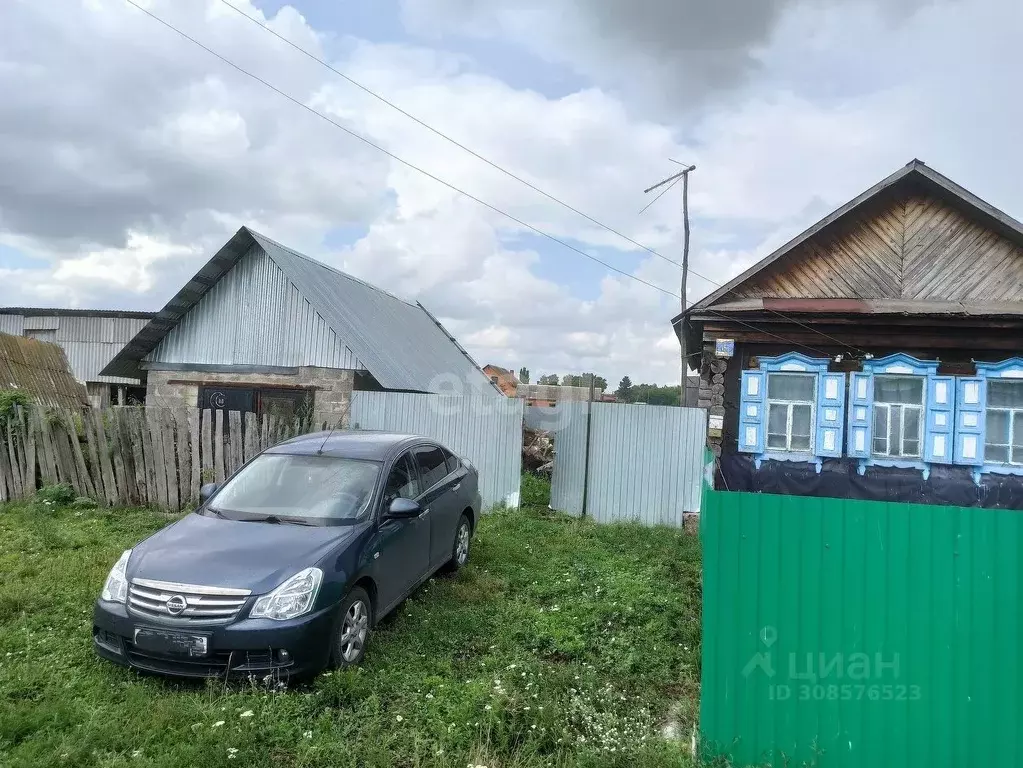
(644, 162), (696, 406)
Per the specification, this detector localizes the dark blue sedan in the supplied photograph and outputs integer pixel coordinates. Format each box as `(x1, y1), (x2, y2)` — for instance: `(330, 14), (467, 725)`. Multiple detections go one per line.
(93, 431), (481, 679)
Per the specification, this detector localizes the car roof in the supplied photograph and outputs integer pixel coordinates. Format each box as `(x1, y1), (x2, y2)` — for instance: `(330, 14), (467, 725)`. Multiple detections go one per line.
(264, 430), (430, 461)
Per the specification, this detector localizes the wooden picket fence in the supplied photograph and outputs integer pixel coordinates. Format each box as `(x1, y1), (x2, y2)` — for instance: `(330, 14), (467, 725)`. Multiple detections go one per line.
(0, 406), (314, 511)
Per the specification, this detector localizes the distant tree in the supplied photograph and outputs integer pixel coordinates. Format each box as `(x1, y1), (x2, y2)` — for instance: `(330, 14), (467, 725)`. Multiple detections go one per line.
(615, 375), (634, 401)
(537, 374), (560, 386)
(518, 367), (530, 384)
(630, 383), (680, 406)
(590, 375), (608, 391)
(561, 374), (581, 387)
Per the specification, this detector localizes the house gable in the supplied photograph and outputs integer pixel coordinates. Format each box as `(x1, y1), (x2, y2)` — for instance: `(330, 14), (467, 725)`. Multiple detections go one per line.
(145, 244), (365, 371)
(728, 191), (1023, 304)
(695, 161), (1023, 310)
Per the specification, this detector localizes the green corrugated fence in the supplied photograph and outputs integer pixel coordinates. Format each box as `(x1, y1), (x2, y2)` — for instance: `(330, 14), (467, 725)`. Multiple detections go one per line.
(700, 490), (1020, 767)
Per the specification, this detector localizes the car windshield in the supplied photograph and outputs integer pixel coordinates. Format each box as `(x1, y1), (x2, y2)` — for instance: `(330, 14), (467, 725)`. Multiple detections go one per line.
(207, 454), (380, 525)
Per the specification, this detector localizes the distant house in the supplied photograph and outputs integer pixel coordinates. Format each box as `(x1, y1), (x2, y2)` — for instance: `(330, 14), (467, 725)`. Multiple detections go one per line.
(674, 159), (1023, 506)
(0, 308), (153, 407)
(483, 364), (519, 397)
(102, 227), (500, 424)
(0, 332), (88, 410)
(517, 383), (603, 407)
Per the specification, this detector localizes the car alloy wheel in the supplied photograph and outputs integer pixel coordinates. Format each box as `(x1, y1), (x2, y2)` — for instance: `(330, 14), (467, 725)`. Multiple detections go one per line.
(340, 599), (369, 663)
(455, 519), (470, 566)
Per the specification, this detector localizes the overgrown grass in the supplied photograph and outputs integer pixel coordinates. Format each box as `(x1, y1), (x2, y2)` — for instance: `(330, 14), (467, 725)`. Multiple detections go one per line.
(0, 492), (701, 767)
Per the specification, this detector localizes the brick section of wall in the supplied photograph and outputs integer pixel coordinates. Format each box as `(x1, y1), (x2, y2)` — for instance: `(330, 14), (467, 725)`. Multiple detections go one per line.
(145, 367), (355, 426)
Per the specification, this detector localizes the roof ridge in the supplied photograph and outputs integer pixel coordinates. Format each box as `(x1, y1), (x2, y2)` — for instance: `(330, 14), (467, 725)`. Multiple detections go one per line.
(245, 228), (417, 308)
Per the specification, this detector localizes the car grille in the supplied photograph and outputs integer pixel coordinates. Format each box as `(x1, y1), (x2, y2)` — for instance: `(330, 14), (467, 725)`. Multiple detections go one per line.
(128, 578), (251, 625)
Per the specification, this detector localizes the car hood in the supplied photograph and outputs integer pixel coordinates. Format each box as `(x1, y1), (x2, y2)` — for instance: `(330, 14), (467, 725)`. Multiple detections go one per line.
(129, 513), (359, 594)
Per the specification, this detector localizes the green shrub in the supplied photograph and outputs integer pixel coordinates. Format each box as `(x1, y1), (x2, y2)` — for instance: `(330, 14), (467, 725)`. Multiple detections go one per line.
(71, 496), (99, 510)
(0, 389), (30, 426)
(36, 483), (76, 506)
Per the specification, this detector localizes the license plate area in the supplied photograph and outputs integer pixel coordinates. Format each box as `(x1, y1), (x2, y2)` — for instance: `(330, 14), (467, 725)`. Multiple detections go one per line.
(133, 628), (210, 657)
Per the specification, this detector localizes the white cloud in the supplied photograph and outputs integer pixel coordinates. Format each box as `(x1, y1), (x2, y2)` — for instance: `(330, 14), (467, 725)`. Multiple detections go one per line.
(1, 0), (1021, 388)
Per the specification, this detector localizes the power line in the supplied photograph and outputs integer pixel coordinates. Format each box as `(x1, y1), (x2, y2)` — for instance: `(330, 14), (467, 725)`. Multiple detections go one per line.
(121, 0), (680, 300)
(211, 0), (725, 280)
(212, 0), (865, 360)
(766, 309), (867, 356)
(122, 0), (868, 362)
(207, 0), (853, 359)
(704, 309), (832, 358)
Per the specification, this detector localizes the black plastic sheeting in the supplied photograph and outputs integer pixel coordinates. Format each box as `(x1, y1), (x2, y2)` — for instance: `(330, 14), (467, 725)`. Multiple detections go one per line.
(717, 454), (1023, 509)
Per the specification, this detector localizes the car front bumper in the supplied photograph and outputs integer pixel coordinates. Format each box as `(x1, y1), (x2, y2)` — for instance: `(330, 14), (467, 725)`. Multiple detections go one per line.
(93, 599), (337, 679)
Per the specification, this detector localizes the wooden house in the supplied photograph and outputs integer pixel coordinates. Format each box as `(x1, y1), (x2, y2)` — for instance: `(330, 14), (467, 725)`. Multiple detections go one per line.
(673, 160), (1023, 505)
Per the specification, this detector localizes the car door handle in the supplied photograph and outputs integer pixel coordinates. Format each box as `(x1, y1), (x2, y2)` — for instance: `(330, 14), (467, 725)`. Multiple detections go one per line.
(419, 507), (431, 518)
(452, 483), (461, 491)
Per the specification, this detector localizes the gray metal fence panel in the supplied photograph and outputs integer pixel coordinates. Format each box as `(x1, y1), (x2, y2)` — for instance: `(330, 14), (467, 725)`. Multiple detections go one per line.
(549, 402), (589, 516)
(349, 391), (523, 509)
(587, 404), (706, 525)
(549, 403), (707, 525)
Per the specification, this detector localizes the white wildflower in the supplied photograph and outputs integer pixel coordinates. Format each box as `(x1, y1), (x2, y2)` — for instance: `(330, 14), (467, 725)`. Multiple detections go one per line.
(303, 730), (312, 739)
(239, 710), (254, 718)
(212, 721), (225, 728)
(396, 715), (403, 722)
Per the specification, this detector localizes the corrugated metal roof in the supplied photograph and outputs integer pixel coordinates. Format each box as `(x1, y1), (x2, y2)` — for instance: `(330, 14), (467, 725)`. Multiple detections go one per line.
(0, 333), (89, 409)
(0, 310), (150, 385)
(145, 244), (364, 370)
(103, 227), (500, 395)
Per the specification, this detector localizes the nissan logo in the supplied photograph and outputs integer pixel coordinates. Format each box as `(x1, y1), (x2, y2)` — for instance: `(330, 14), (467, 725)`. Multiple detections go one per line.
(165, 595), (188, 616)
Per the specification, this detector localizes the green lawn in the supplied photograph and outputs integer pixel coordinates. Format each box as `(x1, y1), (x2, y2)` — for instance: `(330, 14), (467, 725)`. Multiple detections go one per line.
(0, 486), (701, 768)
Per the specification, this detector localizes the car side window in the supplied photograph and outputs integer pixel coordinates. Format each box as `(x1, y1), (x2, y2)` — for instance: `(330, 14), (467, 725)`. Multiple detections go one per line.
(443, 449), (461, 476)
(414, 446), (449, 490)
(383, 453), (420, 504)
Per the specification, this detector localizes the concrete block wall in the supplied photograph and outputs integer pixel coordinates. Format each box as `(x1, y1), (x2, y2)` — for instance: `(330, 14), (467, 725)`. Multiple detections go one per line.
(145, 367), (355, 427)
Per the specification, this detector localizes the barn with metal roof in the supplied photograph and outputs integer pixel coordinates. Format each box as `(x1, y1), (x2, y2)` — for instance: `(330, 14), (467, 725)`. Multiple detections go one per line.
(102, 227), (498, 424)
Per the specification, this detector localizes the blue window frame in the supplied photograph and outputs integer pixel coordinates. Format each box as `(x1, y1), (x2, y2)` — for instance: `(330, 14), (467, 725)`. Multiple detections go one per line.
(738, 353), (844, 473)
(963, 358), (1023, 482)
(847, 353), (953, 478)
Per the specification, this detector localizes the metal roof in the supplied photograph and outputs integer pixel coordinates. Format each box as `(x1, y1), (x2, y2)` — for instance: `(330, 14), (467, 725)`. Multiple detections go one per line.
(0, 307), (155, 320)
(102, 227), (499, 395)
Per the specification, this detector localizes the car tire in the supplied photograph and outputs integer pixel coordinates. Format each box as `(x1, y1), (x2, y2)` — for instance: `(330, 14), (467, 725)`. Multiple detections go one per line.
(446, 514), (471, 573)
(329, 587), (372, 668)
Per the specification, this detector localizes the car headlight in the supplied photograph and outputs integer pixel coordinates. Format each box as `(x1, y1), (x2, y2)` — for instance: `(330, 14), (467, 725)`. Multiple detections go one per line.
(250, 567), (323, 621)
(101, 549), (132, 603)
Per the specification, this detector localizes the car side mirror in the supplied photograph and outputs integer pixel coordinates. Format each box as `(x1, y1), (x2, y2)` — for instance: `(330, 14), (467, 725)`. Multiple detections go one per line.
(386, 497), (421, 518)
(199, 483), (220, 503)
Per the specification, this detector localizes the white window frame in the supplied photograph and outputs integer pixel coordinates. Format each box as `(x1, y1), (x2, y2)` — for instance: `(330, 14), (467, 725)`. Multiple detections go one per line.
(871, 375), (924, 459)
(765, 372), (816, 454)
(984, 380), (1023, 466)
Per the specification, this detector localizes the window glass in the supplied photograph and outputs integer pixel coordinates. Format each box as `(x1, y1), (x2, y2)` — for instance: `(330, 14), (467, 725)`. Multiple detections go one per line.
(1012, 419), (1023, 465)
(414, 446), (449, 490)
(444, 449), (461, 476)
(790, 405), (812, 451)
(872, 408), (888, 455)
(208, 454), (379, 523)
(874, 376), (923, 405)
(384, 454), (420, 503)
(767, 373), (815, 401)
(988, 380), (1023, 409)
(767, 404), (787, 449)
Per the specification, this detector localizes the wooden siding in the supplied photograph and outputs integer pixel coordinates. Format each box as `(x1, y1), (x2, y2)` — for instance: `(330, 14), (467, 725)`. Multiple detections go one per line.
(729, 192), (1023, 303)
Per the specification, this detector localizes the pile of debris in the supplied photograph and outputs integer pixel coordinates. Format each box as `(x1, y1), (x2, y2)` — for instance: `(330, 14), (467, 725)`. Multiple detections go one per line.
(522, 427), (554, 476)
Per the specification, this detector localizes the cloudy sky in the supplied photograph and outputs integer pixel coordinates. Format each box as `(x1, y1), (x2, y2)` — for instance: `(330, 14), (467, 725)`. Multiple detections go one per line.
(0, 0), (1018, 387)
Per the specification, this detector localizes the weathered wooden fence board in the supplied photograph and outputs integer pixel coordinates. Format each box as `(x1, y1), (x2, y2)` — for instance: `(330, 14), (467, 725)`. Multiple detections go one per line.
(0, 406), (312, 513)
